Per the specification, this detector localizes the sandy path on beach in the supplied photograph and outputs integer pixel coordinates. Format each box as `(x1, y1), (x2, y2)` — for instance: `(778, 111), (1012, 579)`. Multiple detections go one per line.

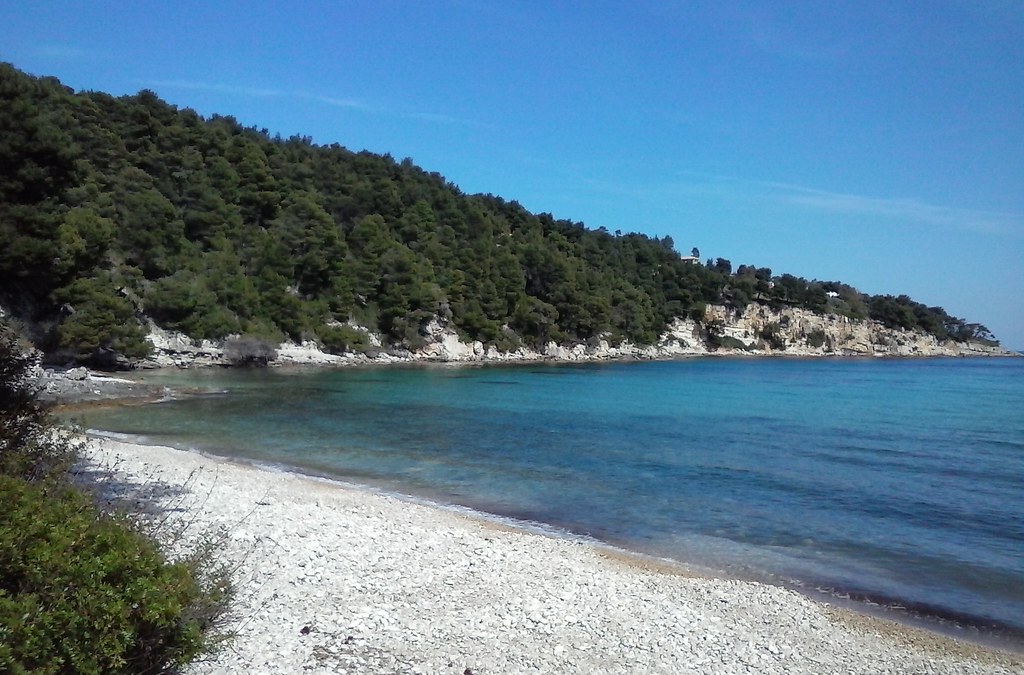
(83, 438), (1021, 675)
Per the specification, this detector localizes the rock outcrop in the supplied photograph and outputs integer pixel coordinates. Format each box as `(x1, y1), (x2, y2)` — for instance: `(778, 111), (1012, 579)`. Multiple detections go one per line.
(131, 304), (1017, 369)
(143, 323), (227, 368)
(698, 305), (1013, 357)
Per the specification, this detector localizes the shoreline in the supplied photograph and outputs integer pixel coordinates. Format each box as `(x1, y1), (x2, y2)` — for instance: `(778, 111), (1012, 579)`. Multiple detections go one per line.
(43, 348), (1021, 402)
(68, 369), (1024, 661)
(34, 337), (1019, 409)
(81, 435), (1023, 674)
(137, 306), (1017, 370)
(149, 341), (1020, 371)
(88, 427), (1024, 657)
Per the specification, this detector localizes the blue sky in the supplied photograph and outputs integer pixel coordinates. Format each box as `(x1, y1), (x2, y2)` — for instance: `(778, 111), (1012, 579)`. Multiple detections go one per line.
(3, 1), (1022, 347)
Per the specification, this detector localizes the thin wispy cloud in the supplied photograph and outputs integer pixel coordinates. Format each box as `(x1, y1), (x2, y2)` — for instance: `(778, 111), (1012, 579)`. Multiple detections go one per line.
(305, 94), (489, 128)
(784, 189), (1019, 235)
(677, 171), (1023, 236)
(143, 79), (284, 98)
(406, 111), (493, 129)
(33, 43), (92, 60)
(299, 93), (487, 127)
(304, 94), (367, 110)
(139, 78), (487, 128)
(720, 5), (851, 63)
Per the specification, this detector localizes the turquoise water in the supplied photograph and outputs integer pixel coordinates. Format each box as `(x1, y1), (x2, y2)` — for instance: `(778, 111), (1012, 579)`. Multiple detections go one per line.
(75, 358), (1024, 644)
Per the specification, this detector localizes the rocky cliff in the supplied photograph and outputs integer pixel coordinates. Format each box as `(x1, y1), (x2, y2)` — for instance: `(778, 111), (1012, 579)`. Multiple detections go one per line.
(138, 303), (1015, 369)
(697, 304), (1011, 357)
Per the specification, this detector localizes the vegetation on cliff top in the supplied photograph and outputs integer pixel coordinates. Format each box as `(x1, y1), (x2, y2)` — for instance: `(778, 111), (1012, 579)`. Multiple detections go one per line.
(0, 64), (997, 365)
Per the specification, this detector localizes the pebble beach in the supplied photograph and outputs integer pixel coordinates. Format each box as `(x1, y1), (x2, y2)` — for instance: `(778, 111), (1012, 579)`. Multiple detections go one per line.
(82, 437), (1022, 675)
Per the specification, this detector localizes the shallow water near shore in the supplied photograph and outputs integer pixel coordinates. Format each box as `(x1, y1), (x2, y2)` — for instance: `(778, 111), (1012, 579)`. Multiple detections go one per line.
(75, 358), (1024, 647)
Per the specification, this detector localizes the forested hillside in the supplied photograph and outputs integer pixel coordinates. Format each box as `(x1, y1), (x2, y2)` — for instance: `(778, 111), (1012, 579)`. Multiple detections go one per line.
(0, 64), (997, 365)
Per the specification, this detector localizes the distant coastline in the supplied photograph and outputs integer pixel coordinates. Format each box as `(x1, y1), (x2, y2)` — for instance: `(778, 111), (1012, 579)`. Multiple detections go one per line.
(37, 317), (1016, 406)
(136, 303), (1017, 371)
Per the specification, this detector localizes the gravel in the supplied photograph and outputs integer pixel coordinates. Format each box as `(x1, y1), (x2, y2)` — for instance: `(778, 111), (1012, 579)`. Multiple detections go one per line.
(84, 438), (1023, 675)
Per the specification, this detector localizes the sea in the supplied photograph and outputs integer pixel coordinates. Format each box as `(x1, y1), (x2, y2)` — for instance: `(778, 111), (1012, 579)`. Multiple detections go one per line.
(72, 357), (1024, 649)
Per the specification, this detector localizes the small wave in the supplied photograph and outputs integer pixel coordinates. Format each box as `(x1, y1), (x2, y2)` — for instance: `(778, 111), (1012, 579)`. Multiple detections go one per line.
(798, 581), (1024, 652)
(86, 429), (152, 444)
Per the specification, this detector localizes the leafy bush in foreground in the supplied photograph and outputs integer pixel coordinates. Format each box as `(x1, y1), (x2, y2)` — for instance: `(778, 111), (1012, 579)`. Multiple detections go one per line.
(0, 477), (230, 674)
(0, 326), (76, 482)
(0, 323), (232, 673)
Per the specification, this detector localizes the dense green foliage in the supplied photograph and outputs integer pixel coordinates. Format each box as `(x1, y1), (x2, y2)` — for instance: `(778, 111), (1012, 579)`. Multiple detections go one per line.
(0, 324), (231, 673)
(0, 477), (225, 674)
(0, 327), (77, 481)
(0, 64), (995, 362)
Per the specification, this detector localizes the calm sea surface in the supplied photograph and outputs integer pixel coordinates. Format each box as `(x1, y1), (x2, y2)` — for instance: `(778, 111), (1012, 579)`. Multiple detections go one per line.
(75, 358), (1024, 644)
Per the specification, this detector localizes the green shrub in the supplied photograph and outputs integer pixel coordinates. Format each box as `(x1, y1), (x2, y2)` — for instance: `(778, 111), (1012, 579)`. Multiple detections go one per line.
(0, 326), (76, 482)
(0, 477), (230, 674)
(806, 328), (827, 348)
(703, 318), (725, 350)
(758, 322), (786, 351)
(238, 318), (285, 345)
(0, 322), (232, 673)
(53, 275), (152, 364)
(317, 324), (372, 355)
(491, 329), (523, 353)
(688, 303), (707, 323)
(719, 335), (752, 351)
(145, 272), (241, 340)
